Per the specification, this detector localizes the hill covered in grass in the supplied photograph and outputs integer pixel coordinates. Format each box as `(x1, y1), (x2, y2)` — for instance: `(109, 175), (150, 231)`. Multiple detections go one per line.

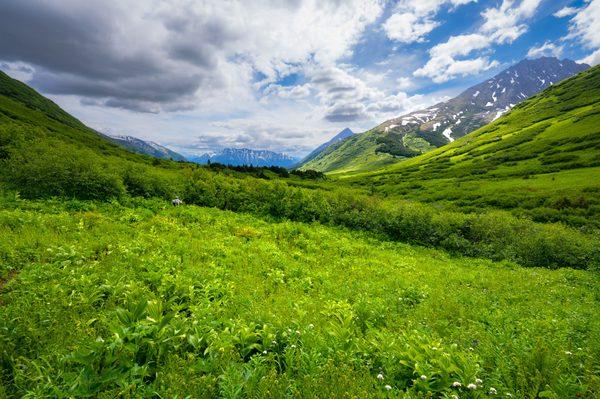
(299, 58), (589, 174)
(341, 65), (600, 229)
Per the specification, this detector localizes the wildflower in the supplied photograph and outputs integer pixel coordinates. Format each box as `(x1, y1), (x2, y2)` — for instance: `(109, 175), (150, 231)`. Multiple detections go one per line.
(431, 346), (438, 351)
(296, 330), (301, 335)
(262, 350), (267, 355)
(420, 375), (427, 381)
(475, 378), (483, 384)
(452, 381), (462, 387)
(377, 373), (384, 381)
(384, 385), (392, 391)
(291, 344), (297, 348)
(467, 383), (477, 390)
(452, 395), (459, 399)
(564, 351), (573, 355)
(506, 394), (513, 397)
(489, 387), (497, 395)
(308, 323), (314, 329)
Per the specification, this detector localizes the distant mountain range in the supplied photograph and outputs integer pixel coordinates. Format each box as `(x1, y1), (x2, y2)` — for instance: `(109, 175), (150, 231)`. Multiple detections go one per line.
(298, 57), (590, 173)
(103, 134), (187, 161)
(189, 148), (298, 167)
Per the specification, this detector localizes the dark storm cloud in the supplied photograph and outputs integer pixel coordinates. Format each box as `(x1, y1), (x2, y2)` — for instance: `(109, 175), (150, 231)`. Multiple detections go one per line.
(0, 0), (228, 112)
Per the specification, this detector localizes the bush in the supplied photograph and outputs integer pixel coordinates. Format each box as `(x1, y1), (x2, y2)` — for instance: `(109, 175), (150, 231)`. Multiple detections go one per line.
(2, 140), (125, 200)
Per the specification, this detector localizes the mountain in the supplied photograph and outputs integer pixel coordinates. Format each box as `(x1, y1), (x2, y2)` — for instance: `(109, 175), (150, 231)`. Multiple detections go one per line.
(300, 57), (590, 174)
(297, 128), (354, 167)
(189, 148), (298, 167)
(343, 65), (600, 226)
(104, 134), (186, 161)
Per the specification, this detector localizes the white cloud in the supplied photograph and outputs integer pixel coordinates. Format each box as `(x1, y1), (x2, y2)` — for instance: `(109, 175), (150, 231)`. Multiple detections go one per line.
(527, 41), (564, 58)
(553, 6), (579, 18)
(565, 0), (600, 49)
(579, 48), (600, 66)
(481, 0), (542, 43)
(383, 0), (476, 43)
(383, 12), (440, 43)
(415, 0), (542, 82)
(396, 77), (414, 90)
(414, 34), (498, 82)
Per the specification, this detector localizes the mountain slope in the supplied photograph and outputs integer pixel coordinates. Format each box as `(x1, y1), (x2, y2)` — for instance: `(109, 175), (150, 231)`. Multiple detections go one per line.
(189, 147), (298, 167)
(0, 70), (167, 164)
(105, 134), (186, 161)
(301, 57), (589, 174)
(342, 65), (600, 227)
(297, 127), (354, 167)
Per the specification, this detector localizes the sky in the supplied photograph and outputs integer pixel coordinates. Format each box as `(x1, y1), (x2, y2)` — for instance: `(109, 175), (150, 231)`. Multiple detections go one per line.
(0, 0), (598, 158)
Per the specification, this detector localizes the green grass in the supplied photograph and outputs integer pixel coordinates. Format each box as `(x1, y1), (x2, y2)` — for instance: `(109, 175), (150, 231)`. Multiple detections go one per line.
(336, 66), (600, 229)
(1, 197), (598, 398)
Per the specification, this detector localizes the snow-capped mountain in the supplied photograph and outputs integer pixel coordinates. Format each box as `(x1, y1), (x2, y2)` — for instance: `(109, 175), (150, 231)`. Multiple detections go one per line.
(376, 57), (589, 143)
(105, 134), (186, 161)
(298, 128), (355, 166)
(189, 148), (298, 167)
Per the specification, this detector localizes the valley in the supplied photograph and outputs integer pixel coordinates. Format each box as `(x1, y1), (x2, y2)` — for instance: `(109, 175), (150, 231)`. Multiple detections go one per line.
(0, 5), (599, 396)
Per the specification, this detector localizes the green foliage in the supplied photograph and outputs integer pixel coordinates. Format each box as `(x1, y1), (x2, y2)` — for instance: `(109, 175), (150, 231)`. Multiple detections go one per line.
(340, 66), (600, 229)
(0, 198), (598, 397)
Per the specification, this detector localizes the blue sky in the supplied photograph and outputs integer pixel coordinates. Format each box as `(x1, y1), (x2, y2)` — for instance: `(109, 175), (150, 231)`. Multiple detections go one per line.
(0, 0), (598, 157)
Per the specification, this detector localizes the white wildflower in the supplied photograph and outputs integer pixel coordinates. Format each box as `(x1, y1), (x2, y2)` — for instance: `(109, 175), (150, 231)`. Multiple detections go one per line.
(262, 350), (267, 354)
(475, 378), (483, 384)
(489, 387), (497, 395)
(384, 385), (392, 391)
(295, 330), (301, 335)
(291, 344), (296, 348)
(467, 383), (477, 390)
(377, 373), (384, 380)
(564, 351), (573, 355)
(420, 375), (427, 381)
(452, 381), (462, 387)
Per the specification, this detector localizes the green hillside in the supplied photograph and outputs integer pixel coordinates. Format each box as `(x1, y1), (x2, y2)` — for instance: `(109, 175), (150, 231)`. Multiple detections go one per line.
(1, 69), (599, 397)
(298, 129), (427, 174)
(340, 65), (600, 228)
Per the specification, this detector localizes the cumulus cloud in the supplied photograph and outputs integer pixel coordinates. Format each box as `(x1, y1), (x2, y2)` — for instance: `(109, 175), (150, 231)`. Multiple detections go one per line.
(565, 0), (600, 49)
(579, 49), (600, 66)
(415, 0), (541, 82)
(527, 41), (564, 58)
(0, 0), (383, 113)
(481, 0), (542, 44)
(383, 0), (476, 43)
(414, 34), (498, 82)
(553, 6), (580, 18)
(562, 0), (600, 66)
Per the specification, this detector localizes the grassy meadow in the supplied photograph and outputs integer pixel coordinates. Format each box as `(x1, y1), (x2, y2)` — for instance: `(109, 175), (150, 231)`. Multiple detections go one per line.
(1, 195), (598, 398)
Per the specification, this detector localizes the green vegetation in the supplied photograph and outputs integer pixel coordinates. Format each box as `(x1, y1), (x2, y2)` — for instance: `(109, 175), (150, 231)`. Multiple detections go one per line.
(0, 66), (599, 397)
(1, 196), (598, 397)
(339, 66), (600, 229)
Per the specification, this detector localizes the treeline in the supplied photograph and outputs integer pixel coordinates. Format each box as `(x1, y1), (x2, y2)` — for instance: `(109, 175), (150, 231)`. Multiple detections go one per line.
(202, 162), (325, 180)
(1, 124), (597, 270)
